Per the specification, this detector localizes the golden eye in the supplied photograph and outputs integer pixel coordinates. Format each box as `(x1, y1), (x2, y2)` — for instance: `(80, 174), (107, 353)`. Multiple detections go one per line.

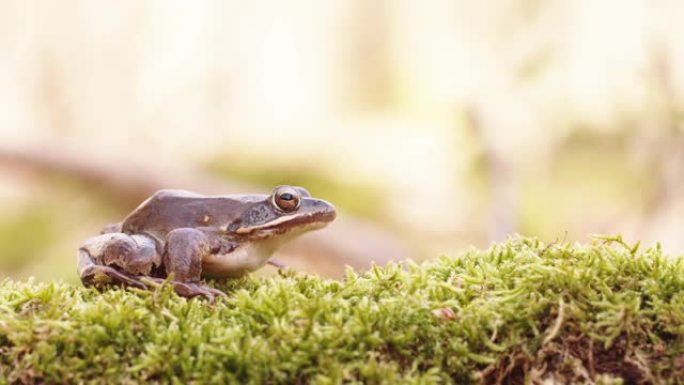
(273, 186), (301, 212)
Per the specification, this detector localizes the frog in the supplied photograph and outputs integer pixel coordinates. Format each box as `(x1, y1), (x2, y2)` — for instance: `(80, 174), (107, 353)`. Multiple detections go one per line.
(77, 185), (336, 300)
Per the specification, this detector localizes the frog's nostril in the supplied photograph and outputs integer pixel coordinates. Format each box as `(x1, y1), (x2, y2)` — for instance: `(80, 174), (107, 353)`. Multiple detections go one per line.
(319, 201), (336, 221)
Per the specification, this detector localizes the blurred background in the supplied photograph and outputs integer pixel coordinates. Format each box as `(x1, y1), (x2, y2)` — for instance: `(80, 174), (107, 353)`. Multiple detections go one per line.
(0, 0), (682, 283)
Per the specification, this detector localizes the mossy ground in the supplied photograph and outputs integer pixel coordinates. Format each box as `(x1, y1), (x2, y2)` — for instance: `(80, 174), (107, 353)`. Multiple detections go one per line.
(1, 236), (684, 384)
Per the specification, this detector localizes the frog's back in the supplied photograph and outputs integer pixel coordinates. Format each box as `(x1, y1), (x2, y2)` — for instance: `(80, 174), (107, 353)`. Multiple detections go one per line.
(120, 189), (251, 238)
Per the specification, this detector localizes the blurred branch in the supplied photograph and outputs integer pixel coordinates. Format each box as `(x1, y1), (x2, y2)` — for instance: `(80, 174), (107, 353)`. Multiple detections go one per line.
(465, 106), (519, 243)
(628, 45), (684, 251)
(641, 46), (684, 216)
(0, 141), (408, 277)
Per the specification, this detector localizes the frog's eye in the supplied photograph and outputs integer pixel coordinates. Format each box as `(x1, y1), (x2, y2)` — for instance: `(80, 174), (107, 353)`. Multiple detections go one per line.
(272, 186), (301, 212)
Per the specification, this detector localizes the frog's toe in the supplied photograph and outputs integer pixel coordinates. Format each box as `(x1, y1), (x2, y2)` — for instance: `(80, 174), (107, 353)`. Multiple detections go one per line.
(80, 265), (148, 290)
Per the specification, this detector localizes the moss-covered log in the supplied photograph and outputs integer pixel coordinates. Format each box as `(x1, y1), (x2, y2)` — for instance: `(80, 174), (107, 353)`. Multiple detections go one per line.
(1, 236), (684, 384)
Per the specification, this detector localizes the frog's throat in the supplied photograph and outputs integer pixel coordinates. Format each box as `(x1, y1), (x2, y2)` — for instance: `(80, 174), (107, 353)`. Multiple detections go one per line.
(201, 242), (273, 277)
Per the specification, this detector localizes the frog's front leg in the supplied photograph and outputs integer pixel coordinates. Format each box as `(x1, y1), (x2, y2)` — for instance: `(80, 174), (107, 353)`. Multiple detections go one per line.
(157, 228), (226, 301)
(78, 233), (161, 290)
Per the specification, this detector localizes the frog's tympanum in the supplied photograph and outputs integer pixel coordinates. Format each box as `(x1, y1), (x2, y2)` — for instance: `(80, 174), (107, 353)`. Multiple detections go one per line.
(78, 186), (336, 300)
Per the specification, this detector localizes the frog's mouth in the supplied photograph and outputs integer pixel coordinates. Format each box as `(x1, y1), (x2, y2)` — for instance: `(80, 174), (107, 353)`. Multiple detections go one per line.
(235, 200), (336, 236)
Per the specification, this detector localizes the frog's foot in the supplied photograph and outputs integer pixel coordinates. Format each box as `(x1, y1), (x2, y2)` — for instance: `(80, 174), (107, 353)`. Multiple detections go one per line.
(79, 252), (148, 290)
(142, 277), (226, 302)
(78, 234), (160, 292)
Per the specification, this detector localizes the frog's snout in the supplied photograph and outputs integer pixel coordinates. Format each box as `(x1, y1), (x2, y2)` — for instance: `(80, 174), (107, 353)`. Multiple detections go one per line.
(310, 198), (336, 224)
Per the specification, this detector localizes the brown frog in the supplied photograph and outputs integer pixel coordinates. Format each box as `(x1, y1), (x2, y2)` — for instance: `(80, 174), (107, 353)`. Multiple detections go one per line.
(77, 185), (336, 300)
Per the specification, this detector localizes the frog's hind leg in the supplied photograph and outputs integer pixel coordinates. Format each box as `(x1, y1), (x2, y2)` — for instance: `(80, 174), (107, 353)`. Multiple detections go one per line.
(78, 247), (148, 290)
(78, 233), (161, 291)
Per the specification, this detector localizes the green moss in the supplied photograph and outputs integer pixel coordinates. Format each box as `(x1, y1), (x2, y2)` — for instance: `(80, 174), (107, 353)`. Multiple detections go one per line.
(1, 236), (684, 384)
